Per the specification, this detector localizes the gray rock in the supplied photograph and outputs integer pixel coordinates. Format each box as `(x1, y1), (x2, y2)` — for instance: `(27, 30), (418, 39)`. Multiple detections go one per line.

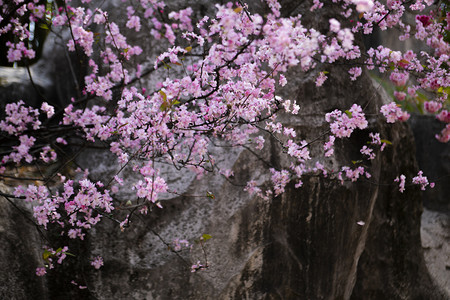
(0, 186), (48, 300)
(409, 114), (450, 212)
(421, 209), (450, 296)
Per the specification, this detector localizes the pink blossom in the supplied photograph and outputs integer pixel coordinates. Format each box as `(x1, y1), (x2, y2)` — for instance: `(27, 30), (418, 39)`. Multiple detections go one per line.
(424, 101), (442, 113)
(325, 104), (368, 138)
(255, 136), (265, 150)
(285, 140), (310, 161)
(93, 11), (106, 24)
(348, 67), (362, 81)
(324, 135), (335, 157)
(394, 174), (406, 193)
(0, 100), (41, 135)
(337, 29), (354, 50)
(380, 102), (410, 123)
(52, 15), (67, 26)
(91, 256), (104, 269)
(40, 146), (57, 163)
(126, 16), (141, 32)
(270, 169), (290, 196)
(41, 102), (55, 118)
(436, 110), (450, 123)
(279, 74), (287, 86)
(315, 72), (328, 87)
(71, 26), (94, 56)
(341, 166), (366, 182)
(6, 41), (35, 62)
(56, 137), (68, 145)
(310, 0), (323, 11)
(394, 91), (406, 101)
(191, 261), (205, 272)
(412, 171), (429, 190)
(352, 0), (374, 12)
(435, 124), (450, 143)
(135, 176), (168, 202)
(168, 7), (193, 31)
(220, 169), (234, 178)
(416, 15), (431, 27)
(389, 72), (409, 86)
(407, 87), (417, 97)
(172, 239), (190, 252)
(36, 267), (46, 276)
(244, 180), (261, 196)
(360, 145), (375, 160)
(329, 18), (340, 33)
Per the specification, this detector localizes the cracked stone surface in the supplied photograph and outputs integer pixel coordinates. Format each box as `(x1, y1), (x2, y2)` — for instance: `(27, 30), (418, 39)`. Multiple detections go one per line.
(421, 209), (450, 297)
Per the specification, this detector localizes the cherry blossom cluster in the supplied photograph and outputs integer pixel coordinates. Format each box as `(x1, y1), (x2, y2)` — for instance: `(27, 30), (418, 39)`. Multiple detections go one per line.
(325, 104), (368, 138)
(14, 176), (114, 241)
(35, 246), (70, 276)
(0, 100), (41, 135)
(350, 1), (449, 139)
(380, 102), (410, 123)
(339, 166), (371, 183)
(0, 0), (447, 278)
(394, 172), (435, 193)
(412, 170), (433, 191)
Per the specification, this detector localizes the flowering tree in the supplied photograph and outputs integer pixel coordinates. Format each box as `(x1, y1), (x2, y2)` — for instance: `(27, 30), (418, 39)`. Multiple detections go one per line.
(0, 0), (448, 279)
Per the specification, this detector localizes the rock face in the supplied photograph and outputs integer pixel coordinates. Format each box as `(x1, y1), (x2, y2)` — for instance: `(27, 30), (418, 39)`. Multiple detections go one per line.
(0, 1), (448, 299)
(409, 115), (450, 212)
(421, 209), (450, 296)
(43, 66), (447, 300)
(0, 191), (48, 299)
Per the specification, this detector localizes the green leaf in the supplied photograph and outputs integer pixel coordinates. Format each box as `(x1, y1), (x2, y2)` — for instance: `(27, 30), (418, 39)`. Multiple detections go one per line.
(351, 160), (362, 164)
(159, 91), (167, 101)
(416, 91), (429, 103)
(42, 250), (52, 261)
(160, 102), (168, 111)
(206, 191), (215, 199)
(202, 234), (212, 240)
(344, 110), (352, 118)
(380, 139), (392, 145)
